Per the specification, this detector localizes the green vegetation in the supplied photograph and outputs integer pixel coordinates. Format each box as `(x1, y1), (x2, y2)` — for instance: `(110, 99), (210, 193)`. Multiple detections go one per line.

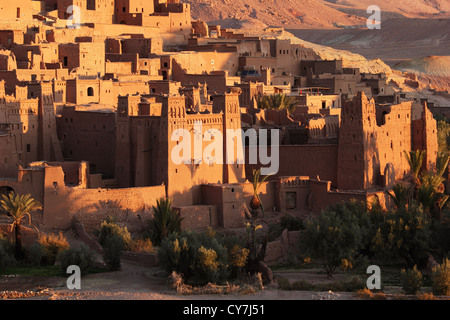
(38, 232), (70, 265)
(0, 192), (42, 259)
(158, 230), (231, 285)
(0, 234), (15, 270)
(300, 200), (367, 278)
(102, 233), (125, 271)
(400, 266), (423, 294)
(256, 93), (298, 114)
(0, 265), (62, 277)
(276, 275), (366, 292)
(148, 198), (183, 246)
(58, 244), (96, 276)
(431, 258), (450, 296)
(96, 216), (132, 250)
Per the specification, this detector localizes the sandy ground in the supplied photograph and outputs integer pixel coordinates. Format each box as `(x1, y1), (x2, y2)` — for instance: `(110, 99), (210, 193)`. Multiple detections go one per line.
(1, 258), (359, 300)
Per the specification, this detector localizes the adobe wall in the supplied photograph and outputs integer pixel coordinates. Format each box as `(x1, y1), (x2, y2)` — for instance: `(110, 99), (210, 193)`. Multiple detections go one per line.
(242, 180), (276, 214)
(58, 106), (116, 179)
(172, 51), (239, 77)
(0, 0), (33, 21)
(67, 185), (166, 233)
(201, 184), (245, 229)
(175, 205), (219, 230)
(245, 144), (339, 186)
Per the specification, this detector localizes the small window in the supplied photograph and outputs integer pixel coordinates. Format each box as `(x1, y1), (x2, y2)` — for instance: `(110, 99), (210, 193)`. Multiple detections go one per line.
(26, 144), (31, 152)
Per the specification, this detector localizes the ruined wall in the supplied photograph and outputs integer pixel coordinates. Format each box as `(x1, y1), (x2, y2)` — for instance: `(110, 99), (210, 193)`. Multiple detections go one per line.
(67, 185), (166, 233)
(58, 106), (116, 179)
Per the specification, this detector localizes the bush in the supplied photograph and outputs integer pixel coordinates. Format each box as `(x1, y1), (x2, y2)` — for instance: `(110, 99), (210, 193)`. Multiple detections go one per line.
(24, 243), (45, 266)
(38, 232), (70, 265)
(130, 238), (154, 253)
(371, 203), (431, 267)
(102, 234), (125, 271)
(158, 230), (230, 285)
(97, 216), (132, 251)
(417, 292), (437, 300)
(58, 244), (96, 276)
(216, 233), (249, 278)
(300, 200), (365, 278)
(276, 277), (291, 290)
(0, 239), (16, 270)
(401, 266), (423, 295)
(431, 258), (450, 296)
(280, 214), (304, 231)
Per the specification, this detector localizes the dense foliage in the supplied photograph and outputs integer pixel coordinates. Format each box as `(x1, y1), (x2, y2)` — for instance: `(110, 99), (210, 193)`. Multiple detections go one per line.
(158, 229), (249, 285)
(59, 244), (96, 276)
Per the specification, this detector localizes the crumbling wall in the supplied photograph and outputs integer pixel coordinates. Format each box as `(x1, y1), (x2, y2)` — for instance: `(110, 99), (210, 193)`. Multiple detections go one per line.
(67, 185), (166, 234)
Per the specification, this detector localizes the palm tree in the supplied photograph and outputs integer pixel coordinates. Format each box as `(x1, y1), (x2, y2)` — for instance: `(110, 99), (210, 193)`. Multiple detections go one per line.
(250, 169), (270, 217)
(149, 198), (183, 245)
(387, 183), (412, 209)
(435, 152), (450, 178)
(404, 150), (426, 184)
(0, 192), (42, 259)
(256, 93), (298, 114)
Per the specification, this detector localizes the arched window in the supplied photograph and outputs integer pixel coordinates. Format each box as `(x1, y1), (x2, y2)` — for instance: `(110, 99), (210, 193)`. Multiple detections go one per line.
(87, 87), (94, 97)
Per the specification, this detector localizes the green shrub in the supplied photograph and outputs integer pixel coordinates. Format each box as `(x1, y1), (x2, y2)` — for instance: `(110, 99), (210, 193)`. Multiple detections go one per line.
(58, 244), (96, 276)
(280, 214), (304, 231)
(38, 232), (70, 265)
(300, 200), (365, 278)
(400, 266), (423, 295)
(97, 216), (132, 251)
(102, 234), (125, 271)
(0, 236), (16, 270)
(276, 276), (291, 290)
(158, 230), (230, 285)
(216, 233), (249, 277)
(25, 243), (45, 266)
(371, 203), (431, 267)
(432, 258), (450, 296)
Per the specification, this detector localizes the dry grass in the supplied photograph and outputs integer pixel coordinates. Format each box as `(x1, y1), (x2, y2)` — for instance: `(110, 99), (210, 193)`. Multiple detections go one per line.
(169, 271), (260, 296)
(130, 238), (154, 253)
(417, 292), (438, 300)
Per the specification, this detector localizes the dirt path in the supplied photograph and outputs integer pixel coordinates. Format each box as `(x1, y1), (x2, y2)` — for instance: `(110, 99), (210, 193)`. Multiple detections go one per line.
(1, 259), (358, 300)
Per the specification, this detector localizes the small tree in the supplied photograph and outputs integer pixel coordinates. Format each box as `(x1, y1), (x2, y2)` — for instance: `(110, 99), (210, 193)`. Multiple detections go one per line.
(431, 258), (450, 296)
(301, 201), (364, 279)
(102, 233), (125, 271)
(401, 266), (423, 295)
(0, 192), (42, 260)
(97, 216), (132, 250)
(256, 93), (298, 114)
(149, 198), (183, 246)
(371, 203), (431, 267)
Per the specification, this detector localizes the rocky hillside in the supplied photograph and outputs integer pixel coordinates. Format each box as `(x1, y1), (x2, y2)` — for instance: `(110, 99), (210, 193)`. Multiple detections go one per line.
(183, 0), (450, 29)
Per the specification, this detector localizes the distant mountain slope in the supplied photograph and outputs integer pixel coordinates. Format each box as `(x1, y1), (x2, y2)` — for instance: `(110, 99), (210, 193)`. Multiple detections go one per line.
(183, 0), (450, 28)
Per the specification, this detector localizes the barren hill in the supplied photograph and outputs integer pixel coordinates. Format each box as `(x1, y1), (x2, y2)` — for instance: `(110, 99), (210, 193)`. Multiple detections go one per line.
(394, 56), (450, 92)
(183, 0), (450, 29)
